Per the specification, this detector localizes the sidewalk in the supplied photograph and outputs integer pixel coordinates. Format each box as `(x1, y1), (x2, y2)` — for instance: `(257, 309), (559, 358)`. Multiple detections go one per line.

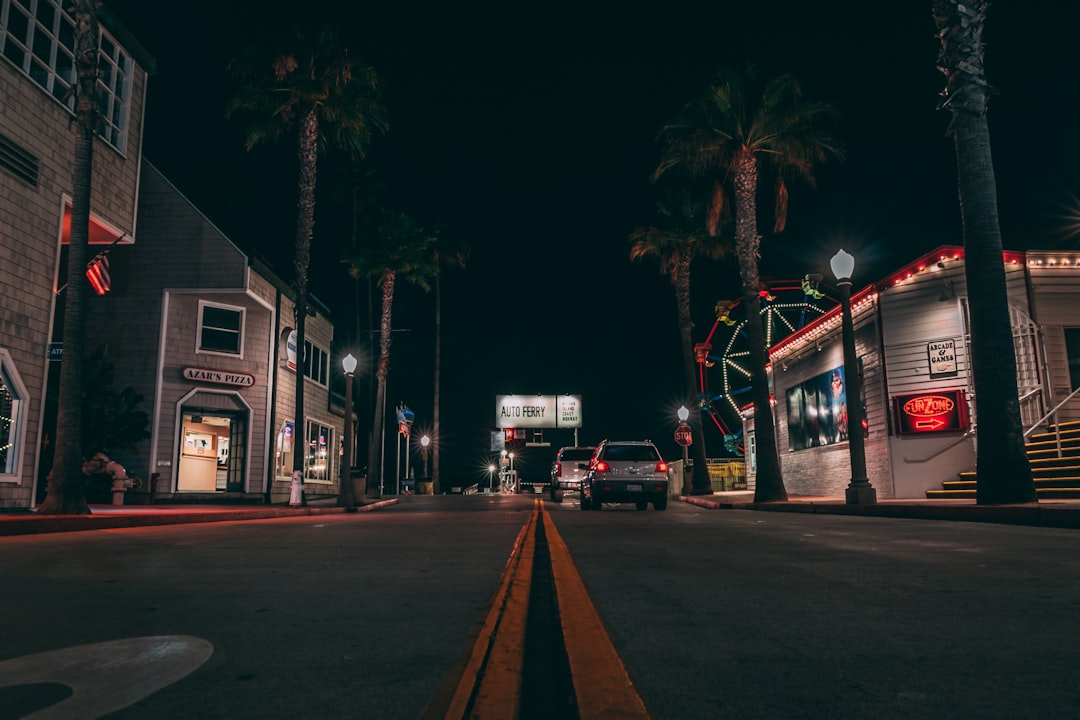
(0, 499), (399, 537)
(681, 491), (1080, 528)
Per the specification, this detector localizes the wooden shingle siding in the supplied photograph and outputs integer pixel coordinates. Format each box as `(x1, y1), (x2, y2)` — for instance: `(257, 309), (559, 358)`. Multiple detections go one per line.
(1028, 254), (1080, 421)
(0, 25), (150, 507)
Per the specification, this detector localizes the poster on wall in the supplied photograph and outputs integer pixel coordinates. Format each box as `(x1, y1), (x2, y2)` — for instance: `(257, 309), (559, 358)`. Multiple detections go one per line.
(183, 431), (215, 457)
(785, 362), (867, 451)
(786, 365), (850, 451)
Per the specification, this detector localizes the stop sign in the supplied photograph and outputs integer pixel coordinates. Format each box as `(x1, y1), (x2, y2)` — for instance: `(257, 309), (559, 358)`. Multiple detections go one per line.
(674, 424), (692, 447)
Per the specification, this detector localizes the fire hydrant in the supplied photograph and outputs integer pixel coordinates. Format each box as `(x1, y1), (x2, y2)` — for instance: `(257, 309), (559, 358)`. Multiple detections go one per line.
(83, 453), (135, 505)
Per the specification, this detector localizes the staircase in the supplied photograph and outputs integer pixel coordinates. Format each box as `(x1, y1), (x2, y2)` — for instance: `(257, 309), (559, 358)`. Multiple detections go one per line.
(927, 420), (1080, 499)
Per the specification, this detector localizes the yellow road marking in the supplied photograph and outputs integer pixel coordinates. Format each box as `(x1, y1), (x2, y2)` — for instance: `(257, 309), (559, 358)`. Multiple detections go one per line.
(427, 498), (538, 719)
(542, 503), (652, 720)
(425, 499), (650, 719)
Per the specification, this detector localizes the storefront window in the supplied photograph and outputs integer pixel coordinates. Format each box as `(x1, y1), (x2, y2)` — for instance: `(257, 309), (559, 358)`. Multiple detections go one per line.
(305, 421), (334, 482)
(0, 361), (21, 475)
(275, 421), (295, 480)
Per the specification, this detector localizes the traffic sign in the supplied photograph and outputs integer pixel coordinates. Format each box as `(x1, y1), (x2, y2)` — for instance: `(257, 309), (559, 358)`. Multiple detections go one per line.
(674, 424), (692, 447)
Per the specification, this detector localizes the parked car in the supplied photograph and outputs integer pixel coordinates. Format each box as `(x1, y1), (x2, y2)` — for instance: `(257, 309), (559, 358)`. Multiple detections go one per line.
(549, 446), (595, 502)
(580, 440), (669, 511)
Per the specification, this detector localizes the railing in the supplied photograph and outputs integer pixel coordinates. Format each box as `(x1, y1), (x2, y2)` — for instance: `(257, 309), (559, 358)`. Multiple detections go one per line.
(1019, 386), (1045, 429)
(903, 426), (976, 464)
(1023, 385), (1080, 458)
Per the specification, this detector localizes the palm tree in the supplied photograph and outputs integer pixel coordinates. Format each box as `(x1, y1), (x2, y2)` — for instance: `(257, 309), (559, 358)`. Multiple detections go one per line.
(227, 25), (386, 495)
(345, 210), (439, 497)
(429, 231), (469, 496)
(653, 66), (841, 503)
(37, 0), (101, 515)
(933, 1), (1037, 504)
(629, 189), (730, 494)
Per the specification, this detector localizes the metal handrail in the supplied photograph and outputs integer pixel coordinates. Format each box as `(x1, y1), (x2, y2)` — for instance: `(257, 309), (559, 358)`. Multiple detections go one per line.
(1023, 385), (1080, 458)
(1023, 386), (1080, 437)
(903, 426), (976, 464)
(905, 387), (1075, 465)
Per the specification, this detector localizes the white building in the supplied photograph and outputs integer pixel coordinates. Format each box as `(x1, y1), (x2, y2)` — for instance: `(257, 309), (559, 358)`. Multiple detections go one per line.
(744, 246), (1080, 499)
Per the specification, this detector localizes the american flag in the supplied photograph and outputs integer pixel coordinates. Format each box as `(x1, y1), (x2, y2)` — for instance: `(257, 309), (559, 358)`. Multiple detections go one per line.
(86, 252), (111, 295)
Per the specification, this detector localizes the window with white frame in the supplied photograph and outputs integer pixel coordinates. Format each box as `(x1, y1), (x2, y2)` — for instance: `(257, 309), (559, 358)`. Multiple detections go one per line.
(0, 0), (132, 152)
(0, 351), (25, 476)
(305, 420), (334, 482)
(198, 302), (244, 355)
(303, 340), (328, 386)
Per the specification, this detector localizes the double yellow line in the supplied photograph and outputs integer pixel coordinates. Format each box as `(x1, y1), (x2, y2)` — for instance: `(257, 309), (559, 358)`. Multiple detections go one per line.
(425, 498), (650, 719)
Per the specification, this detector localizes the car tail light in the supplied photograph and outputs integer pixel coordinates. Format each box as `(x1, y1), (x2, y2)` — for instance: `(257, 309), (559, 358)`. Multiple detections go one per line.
(656, 461), (668, 473)
(555, 462), (562, 477)
(594, 460), (610, 473)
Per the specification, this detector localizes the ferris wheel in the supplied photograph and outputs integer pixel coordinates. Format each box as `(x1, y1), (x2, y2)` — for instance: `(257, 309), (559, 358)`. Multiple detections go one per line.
(696, 278), (835, 453)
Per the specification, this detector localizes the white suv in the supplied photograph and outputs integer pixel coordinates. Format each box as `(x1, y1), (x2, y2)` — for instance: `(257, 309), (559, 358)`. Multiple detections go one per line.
(549, 446), (595, 502)
(580, 440), (669, 511)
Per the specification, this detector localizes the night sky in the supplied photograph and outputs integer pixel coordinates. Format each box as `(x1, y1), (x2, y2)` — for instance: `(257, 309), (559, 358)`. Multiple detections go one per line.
(106, 1), (1080, 483)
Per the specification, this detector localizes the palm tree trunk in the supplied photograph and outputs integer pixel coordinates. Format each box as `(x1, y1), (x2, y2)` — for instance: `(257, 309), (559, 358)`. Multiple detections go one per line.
(433, 270), (442, 494)
(290, 107), (318, 505)
(367, 271), (396, 497)
(675, 250), (711, 494)
(934, 0), (1035, 504)
(37, 0), (99, 515)
(733, 155), (787, 502)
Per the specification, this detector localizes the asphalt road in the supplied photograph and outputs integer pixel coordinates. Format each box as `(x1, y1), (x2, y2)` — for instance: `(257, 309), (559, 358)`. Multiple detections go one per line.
(3, 495), (1080, 719)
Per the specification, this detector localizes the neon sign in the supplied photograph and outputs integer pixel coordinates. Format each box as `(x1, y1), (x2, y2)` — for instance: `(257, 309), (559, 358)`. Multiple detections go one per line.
(894, 390), (968, 434)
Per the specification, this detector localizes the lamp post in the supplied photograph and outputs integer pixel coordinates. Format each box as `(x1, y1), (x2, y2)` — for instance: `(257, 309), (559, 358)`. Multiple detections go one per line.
(488, 464), (496, 493)
(677, 405), (690, 493)
(420, 434), (430, 478)
(830, 249), (876, 504)
(338, 353), (357, 507)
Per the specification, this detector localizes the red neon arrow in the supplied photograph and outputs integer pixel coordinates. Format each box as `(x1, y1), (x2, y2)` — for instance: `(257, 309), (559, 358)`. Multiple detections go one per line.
(914, 418), (946, 430)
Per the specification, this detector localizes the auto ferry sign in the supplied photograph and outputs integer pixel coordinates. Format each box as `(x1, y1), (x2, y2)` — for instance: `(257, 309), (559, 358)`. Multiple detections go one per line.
(894, 389), (968, 434)
(496, 394), (582, 428)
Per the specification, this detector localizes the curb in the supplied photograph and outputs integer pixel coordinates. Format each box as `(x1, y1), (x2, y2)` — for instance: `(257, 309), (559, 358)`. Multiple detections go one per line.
(679, 495), (1080, 529)
(0, 499), (399, 537)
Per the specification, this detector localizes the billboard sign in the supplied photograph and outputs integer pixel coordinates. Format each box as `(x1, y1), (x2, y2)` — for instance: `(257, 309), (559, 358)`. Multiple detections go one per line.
(496, 394), (582, 429)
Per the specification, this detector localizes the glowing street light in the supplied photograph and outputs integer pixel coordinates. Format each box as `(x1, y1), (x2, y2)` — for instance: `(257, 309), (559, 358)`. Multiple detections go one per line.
(338, 353), (358, 507)
(676, 405), (691, 493)
(830, 249), (876, 504)
(420, 434), (431, 479)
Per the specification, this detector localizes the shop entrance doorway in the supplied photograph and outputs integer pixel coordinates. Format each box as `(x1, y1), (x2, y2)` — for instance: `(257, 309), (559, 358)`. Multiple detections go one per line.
(178, 410), (246, 492)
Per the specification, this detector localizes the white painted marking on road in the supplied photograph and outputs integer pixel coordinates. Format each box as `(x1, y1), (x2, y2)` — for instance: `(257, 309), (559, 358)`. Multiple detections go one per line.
(0, 635), (213, 719)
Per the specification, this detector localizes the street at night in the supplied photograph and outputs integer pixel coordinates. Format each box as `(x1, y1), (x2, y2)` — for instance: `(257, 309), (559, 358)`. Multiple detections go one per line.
(3, 497), (1080, 718)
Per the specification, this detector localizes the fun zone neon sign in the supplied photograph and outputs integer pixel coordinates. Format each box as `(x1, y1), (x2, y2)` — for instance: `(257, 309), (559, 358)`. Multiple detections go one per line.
(894, 390), (969, 434)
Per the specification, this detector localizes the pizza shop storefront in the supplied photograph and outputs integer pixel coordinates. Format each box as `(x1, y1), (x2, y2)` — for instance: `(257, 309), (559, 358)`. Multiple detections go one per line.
(165, 367), (259, 499)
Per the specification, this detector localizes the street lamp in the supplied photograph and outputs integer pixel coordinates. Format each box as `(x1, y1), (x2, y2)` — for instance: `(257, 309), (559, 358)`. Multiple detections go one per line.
(830, 249), (876, 504)
(677, 405), (690, 488)
(420, 434), (431, 478)
(488, 464), (496, 493)
(338, 353), (358, 507)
